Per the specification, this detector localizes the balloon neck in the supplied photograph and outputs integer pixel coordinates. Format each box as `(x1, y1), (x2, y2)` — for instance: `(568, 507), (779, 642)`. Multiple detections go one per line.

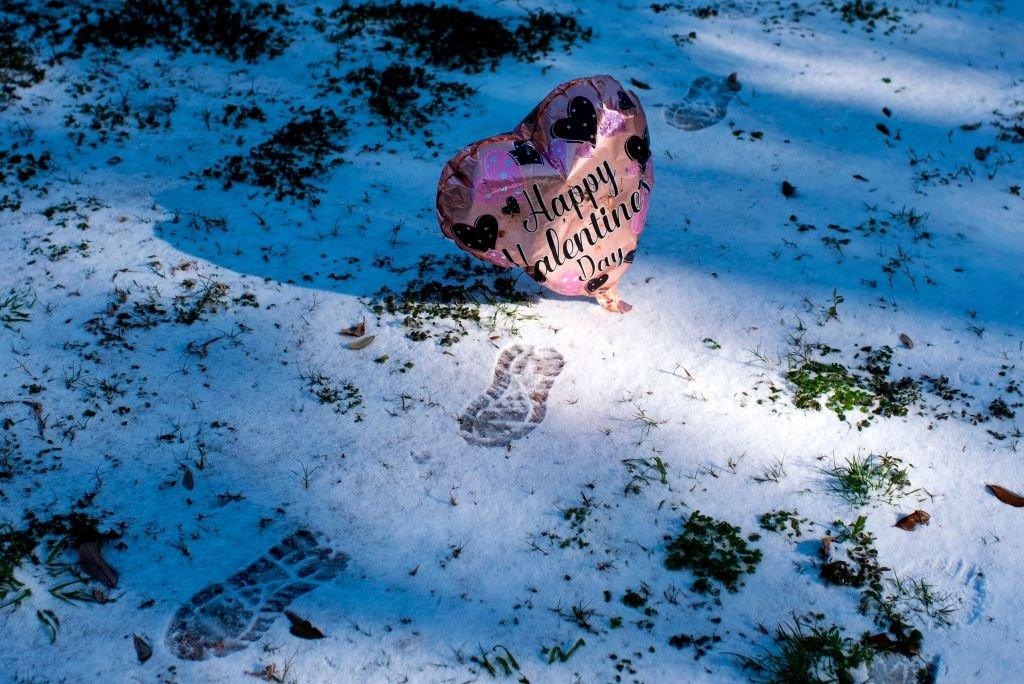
(597, 287), (632, 314)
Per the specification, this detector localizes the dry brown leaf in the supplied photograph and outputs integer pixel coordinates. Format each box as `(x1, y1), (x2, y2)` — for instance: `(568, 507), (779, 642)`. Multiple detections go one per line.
(133, 634), (152, 663)
(820, 535), (834, 559)
(246, 664), (281, 682)
(346, 335), (376, 350)
(78, 541), (118, 588)
(865, 631), (919, 656)
(182, 464), (195, 491)
(284, 610), (325, 639)
(340, 320), (365, 337)
(864, 633), (896, 650)
(894, 509), (930, 531)
(899, 333), (913, 349)
(987, 483), (1024, 507)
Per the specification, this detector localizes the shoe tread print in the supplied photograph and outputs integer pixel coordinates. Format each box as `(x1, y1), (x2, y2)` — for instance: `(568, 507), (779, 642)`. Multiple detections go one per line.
(664, 73), (741, 131)
(459, 344), (565, 447)
(166, 530), (347, 660)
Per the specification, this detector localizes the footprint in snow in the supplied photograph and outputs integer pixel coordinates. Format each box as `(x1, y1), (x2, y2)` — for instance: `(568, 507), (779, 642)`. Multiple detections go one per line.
(867, 652), (940, 684)
(925, 558), (987, 626)
(166, 530), (347, 660)
(458, 344), (565, 448)
(664, 73), (741, 131)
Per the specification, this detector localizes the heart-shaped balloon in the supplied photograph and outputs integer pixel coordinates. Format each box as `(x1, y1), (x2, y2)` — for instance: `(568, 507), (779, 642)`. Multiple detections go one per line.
(436, 75), (654, 312)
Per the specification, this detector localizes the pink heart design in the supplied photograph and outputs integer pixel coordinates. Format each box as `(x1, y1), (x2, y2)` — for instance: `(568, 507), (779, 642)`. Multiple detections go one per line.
(437, 75), (654, 310)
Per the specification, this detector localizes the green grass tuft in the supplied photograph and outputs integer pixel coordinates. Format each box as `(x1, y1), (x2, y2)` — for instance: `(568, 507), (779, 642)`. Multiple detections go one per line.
(665, 511), (762, 596)
(740, 614), (875, 683)
(825, 453), (915, 506)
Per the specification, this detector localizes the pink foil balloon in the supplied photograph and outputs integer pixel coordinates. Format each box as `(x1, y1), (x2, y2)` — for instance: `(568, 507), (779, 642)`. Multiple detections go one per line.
(437, 75), (654, 312)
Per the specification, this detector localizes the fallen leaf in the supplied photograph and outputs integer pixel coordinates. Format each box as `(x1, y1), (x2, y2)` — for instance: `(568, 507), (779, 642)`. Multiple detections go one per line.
(864, 633), (895, 650)
(876, 122), (891, 136)
(726, 72), (741, 92)
(864, 631), (919, 656)
(819, 535), (834, 559)
(882, 106), (892, 118)
(78, 541), (118, 588)
(852, 174), (869, 182)
(246, 664), (280, 681)
(346, 335), (376, 350)
(894, 510), (930, 531)
(182, 464), (195, 491)
(960, 121), (981, 131)
(974, 146), (988, 162)
(629, 77), (650, 90)
(340, 320), (365, 337)
(134, 634), (153, 663)
(986, 483), (1024, 507)
(781, 181), (796, 198)
(899, 333), (913, 349)
(284, 610), (325, 639)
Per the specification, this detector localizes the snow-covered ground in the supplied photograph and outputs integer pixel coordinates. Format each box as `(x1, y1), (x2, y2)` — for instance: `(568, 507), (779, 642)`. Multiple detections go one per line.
(1, 0), (1022, 681)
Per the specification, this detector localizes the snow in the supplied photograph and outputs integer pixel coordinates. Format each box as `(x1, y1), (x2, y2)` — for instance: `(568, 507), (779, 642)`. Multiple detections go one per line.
(1, 0), (1022, 682)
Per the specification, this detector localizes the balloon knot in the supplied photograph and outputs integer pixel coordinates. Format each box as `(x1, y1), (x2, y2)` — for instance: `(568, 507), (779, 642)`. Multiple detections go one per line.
(597, 287), (632, 313)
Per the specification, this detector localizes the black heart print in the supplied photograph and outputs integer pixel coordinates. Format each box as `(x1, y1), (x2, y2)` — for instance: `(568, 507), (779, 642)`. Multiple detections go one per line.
(501, 196), (521, 216)
(585, 273), (609, 293)
(625, 126), (651, 170)
(451, 214), (499, 252)
(509, 140), (542, 166)
(551, 96), (597, 145)
(617, 90), (635, 110)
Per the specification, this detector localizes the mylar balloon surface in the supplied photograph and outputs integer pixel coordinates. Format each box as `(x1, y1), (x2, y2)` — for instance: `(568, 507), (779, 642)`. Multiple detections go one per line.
(436, 75), (653, 312)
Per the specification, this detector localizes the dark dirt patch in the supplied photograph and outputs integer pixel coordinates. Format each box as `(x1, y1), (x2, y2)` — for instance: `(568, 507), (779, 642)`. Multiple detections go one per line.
(200, 107), (348, 204)
(822, 0), (906, 34)
(0, 145), (52, 212)
(322, 1), (591, 73)
(64, 93), (177, 147)
(668, 632), (720, 660)
(1, 0), (294, 63)
(0, 28), (45, 109)
(371, 254), (536, 346)
(342, 64), (475, 141)
(72, 0), (294, 62)
(85, 286), (170, 349)
(217, 102), (267, 129)
(993, 102), (1024, 144)
(0, 146), (51, 186)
